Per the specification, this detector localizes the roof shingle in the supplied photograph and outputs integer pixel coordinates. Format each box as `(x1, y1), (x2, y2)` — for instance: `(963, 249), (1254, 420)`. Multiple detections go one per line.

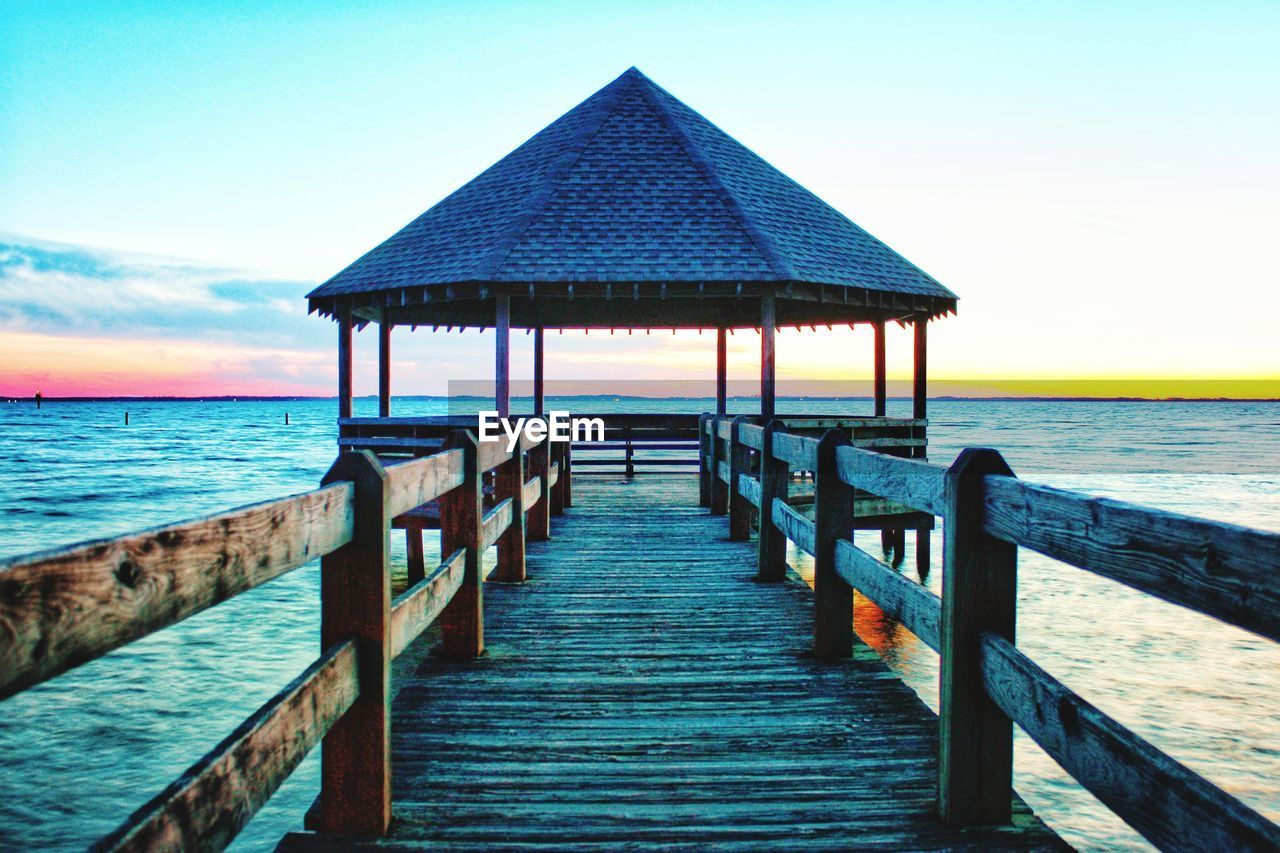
(309, 67), (956, 313)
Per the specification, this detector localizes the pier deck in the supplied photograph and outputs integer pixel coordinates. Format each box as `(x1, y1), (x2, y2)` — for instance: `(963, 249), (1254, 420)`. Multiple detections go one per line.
(282, 475), (1062, 851)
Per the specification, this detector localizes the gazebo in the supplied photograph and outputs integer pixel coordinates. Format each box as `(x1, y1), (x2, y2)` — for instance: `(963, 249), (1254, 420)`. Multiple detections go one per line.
(307, 67), (956, 423)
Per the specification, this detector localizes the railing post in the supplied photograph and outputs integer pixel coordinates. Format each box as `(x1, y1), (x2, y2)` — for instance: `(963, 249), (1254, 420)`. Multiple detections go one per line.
(756, 420), (789, 582)
(939, 448), (1016, 826)
(728, 415), (751, 541)
(550, 441), (566, 516)
(439, 430), (484, 659)
(318, 450), (392, 835)
(813, 429), (854, 659)
(697, 412), (711, 507)
(495, 441), (526, 582)
(527, 436), (550, 542)
(562, 440), (573, 507)
(709, 415), (728, 516)
(624, 427), (635, 477)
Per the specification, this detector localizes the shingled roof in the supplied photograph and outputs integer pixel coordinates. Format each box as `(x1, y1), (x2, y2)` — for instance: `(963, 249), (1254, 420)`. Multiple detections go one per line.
(308, 67), (956, 329)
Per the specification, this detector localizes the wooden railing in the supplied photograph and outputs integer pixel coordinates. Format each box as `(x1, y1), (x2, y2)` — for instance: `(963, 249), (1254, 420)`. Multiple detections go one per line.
(0, 430), (568, 850)
(710, 417), (1280, 849)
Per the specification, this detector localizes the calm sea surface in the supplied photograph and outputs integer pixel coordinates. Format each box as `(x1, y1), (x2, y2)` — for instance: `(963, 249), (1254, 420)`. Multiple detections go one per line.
(0, 398), (1277, 851)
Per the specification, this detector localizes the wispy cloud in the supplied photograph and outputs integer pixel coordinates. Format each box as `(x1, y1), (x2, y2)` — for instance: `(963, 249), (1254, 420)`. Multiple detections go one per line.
(0, 235), (319, 346)
(0, 235), (334, 395)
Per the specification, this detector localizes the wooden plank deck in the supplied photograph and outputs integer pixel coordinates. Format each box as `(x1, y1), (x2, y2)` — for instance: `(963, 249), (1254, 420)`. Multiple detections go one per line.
(282, 475), (1064, 851)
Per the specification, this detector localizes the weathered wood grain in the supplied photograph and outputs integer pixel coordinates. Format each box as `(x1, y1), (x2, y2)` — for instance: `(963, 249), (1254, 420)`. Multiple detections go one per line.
(522, 475), (541, 509)
(439, 431), (484, 659)
(834, 445), (946, 516)
(737, 473), (761, 509)
(481, 498), (513, 552)
(495, 448), (526, 582)
(390, 550), (466, 659)
(772, 498), (816, 556)
(834, 540), (941, 652)
(728, 416), (752, 541)
(770, 431), (818, 470)
(940, 449), (1016, 826)
(93, 641), (358, 852)
(983, 474), (1280, 642)
(383, 450), (465, 517)
(980, 632), (1280, 851)
(318, 451), (392, 835)
(477, 440), (513, 475)
(738, 423), (764, 450)
(757, 421), (790, 582)
(0, 483), (354, 699)
(813, 431), (855, 659)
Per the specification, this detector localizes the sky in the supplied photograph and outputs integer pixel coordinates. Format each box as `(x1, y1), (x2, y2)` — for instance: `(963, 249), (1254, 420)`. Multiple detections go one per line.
(1, 0), (1278, 397)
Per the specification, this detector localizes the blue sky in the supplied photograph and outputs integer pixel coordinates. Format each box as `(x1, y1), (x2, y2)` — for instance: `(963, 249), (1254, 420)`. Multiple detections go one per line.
(2, 1), (1278, 394)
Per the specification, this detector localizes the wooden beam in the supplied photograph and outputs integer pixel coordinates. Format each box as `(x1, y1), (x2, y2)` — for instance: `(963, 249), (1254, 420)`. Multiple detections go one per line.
(715, 327), (727, 416)
(873, 320), (886, 417)
(728, 416), (752, 541)
(913, 315), (927, 421)
(526, 438), (551, 541)
(940, 448), (1016, 826)
(494, 446), (527, 582)
(390, 550), (465, 659)
(318, 451), (392, 835)
(338, 307), (353, 419)
(439, 431), (484, 658)
(756, 421), (789, 582)
(94, 641), (359, 851)
(813, 430), (854, 658)
(697, 413), (711, 508)
(495, 296), (511, 418)
(533, 326), (545, 415)
(378, 310), (391, 418)
(979, 632), (1280, 849)
(0, 484), (353, 700)
(761, 292), (776, 420)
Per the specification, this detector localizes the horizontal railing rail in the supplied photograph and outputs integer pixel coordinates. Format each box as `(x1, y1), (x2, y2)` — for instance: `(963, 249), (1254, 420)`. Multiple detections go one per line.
(1, 429), (571, 850)
(711, 413), (1280, 850)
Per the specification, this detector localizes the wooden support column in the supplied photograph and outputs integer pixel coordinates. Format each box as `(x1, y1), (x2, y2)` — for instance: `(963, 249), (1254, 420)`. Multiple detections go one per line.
(709, 415), (728, 516)
(761, 293), (776, 420)
(378, 311), (391, 418)
(550, 442), (566, 516)
(527, 437), (551, 541)
(873, 320), (886, 417)
(533, 326), (545, 415)
(439, 431), (484, 659)
(728, 415), (751, 541)
(940, 448), (1016, 826)
(495, 444), (526, 582)
(495, 296), (511, 418)
(916, 527), (931, 580)
(913, 315), (927, 421)
(337, 307), (353, 419)
(813, 430), (855, 658)
(756, 420), (789, 581)
(715, 327), (727, 416)
(562, 440), (572, 507)
(697, 413), (711, 507)
(318, 450), (391, 835)
(624, 427), (635, 478)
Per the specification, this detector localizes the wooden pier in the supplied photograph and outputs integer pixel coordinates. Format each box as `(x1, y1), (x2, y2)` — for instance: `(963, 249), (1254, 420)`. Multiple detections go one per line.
(3, 418), (1279, 850)
(284, 474), (1059, 850)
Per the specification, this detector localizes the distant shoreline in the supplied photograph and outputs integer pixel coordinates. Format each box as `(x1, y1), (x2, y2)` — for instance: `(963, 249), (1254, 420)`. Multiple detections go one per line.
(5, 395), (1279, 404)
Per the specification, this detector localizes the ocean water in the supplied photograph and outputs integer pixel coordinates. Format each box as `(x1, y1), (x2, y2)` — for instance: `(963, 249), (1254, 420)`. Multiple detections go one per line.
(0, 397), (1277, 851)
